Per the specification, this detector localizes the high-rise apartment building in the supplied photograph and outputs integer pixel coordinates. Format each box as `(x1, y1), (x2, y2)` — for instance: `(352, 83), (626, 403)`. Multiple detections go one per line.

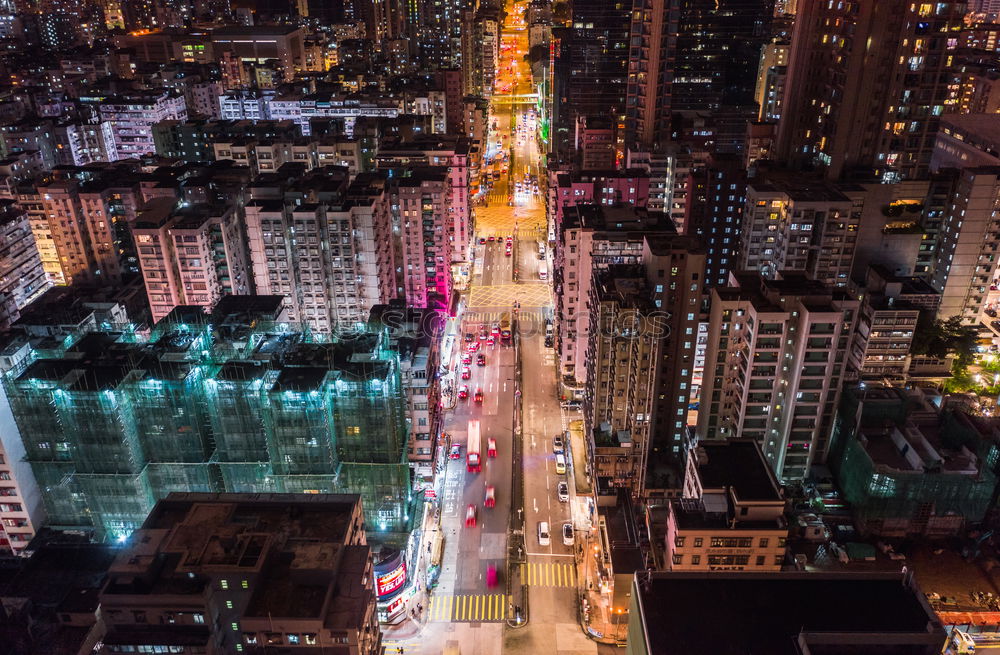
(554, 204), (672, 388)
(698, 272), (859, 481)
(740, 177), (861, 288)
(584, 238), (704, 499)
(464, 4), (500, 99)
(850, 266), (939, 381)
(776, 0), (965, 181)
(98, 91), (188, 161)
(0, 337), (44, 556)
(682, 154), (746, 291)
(394, 169), (453, 310)
(624, 0), (773, 150)
(641, 235), (706, 492)
(18, 178), (135, 287)
(96, 493), (381, 655)
(133, 197), (252, 323)
(586, 266), (661, 498)
(931, 166), (1000, 324)
(754, 41), (789, 123)
(4, 298), (414, 539)
(546, 168), (651, 239)
(371, 303), (442, 480)
(551, 0), (631, 158)
(244, 167), (395, 333)
(0, 199), (47, 328)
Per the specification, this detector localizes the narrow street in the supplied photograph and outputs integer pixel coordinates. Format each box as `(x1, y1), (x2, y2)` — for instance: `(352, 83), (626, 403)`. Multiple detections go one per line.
(384, 1), (611, 652)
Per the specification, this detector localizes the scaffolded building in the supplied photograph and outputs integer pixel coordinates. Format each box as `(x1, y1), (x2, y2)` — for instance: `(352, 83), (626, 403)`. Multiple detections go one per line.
(829, 386), (999, 537)
(4, 296), (414, 541)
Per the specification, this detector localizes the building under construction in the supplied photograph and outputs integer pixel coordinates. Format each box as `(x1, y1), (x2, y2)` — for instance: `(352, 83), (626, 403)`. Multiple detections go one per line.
(829, 386), (999, 537)
(3, 296), (415, 541)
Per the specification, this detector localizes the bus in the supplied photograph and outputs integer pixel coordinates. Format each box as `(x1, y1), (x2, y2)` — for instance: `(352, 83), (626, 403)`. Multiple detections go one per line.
(467, 419), (482, 473)
(499, 312), (512, 344)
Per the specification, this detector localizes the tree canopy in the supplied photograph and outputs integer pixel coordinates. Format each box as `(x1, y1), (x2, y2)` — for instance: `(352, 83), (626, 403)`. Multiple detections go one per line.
(911, 313), (979, 369)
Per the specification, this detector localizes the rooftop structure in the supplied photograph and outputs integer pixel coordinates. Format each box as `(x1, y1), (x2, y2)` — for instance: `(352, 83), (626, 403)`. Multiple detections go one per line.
(628, 570), (946, 655)
(663, 441), (787, 573)
(96, 492), (380, 655)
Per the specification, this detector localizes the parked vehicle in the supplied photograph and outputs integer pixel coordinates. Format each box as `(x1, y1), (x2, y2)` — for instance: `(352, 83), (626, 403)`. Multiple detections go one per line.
(537, 521), (550, 546)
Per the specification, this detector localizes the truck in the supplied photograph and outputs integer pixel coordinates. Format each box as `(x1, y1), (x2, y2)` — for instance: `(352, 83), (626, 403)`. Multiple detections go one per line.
(467, 419), (482, 473)
(500, 312), (511, 344)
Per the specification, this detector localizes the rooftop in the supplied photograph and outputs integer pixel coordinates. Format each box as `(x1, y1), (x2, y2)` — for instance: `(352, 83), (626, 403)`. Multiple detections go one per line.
(635, 571), (944, 655)
(694, 440), (783, 502)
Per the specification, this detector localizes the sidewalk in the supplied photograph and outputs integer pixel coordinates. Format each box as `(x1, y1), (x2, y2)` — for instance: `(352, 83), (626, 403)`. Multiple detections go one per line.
(575, 531), (627, 645)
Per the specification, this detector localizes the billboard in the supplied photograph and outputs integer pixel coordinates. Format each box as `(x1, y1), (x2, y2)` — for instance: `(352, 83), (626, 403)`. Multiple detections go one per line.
(374, 549), (407, 600)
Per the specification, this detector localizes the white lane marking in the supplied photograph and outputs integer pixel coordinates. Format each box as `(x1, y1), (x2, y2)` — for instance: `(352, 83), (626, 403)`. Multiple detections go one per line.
(524, 551), (575, 558)
(533, 498), (538, 513)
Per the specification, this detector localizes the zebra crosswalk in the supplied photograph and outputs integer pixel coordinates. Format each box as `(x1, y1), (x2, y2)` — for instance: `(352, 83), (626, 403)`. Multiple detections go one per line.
(463, 309), (551, 325)
(521, 561), (577, 587)
(427, 593), (511, 623)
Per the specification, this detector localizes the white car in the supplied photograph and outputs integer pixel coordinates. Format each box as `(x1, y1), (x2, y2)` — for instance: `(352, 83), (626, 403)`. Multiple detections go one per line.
(562, 523), (574, 546)
(537, 521), (550, 546)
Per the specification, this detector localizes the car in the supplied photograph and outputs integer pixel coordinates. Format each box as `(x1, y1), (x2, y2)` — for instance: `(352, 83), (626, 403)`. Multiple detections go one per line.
(537, 521), (550, 546)
(491, 323), (500, 336)
(474, 388), (484, 403)
(555, 453), (567, 475)
(485, 485), (496, 508)
(488, 437), (497, 458)
(458, 385), (469, 399)
(562, 523), (574, 546)
(466, 504), (477, 528)
(479, 237), (487, 244)
(477, 353), (486, 366)
(465, 332), (475, 343)
(486, 335), (495, 347)
(557, 481), (569, 502)
(488, 235), (496, 242)
(450, 444), (462, 459)
(462, 353), (472, 366)
(505, 248), (512, 257)
(479, 327), (488, 340)
(544, 335), (554, 348)
(467, 340), (481, 352)
(553, 435), (564, 454)
(461, 366), (471, 380)
(486, 563), (498, 587)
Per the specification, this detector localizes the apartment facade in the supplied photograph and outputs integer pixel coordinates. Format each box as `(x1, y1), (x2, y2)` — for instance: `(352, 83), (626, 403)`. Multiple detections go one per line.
(0, 199), (47, 329)
(931, 166), (1000, 324)
(243, 168), (394, 333)
(133, 197), (252, 323)
(585, 266), (661, 498)
(394, 169), (453, 310)
(98, 91), (188, 160)
(698, 272), (859, 481)
(665, 440), (787, 572)
(740, 179), (861, 288)
(554, 205), (672, 388)
(776, 0), (965, 180)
